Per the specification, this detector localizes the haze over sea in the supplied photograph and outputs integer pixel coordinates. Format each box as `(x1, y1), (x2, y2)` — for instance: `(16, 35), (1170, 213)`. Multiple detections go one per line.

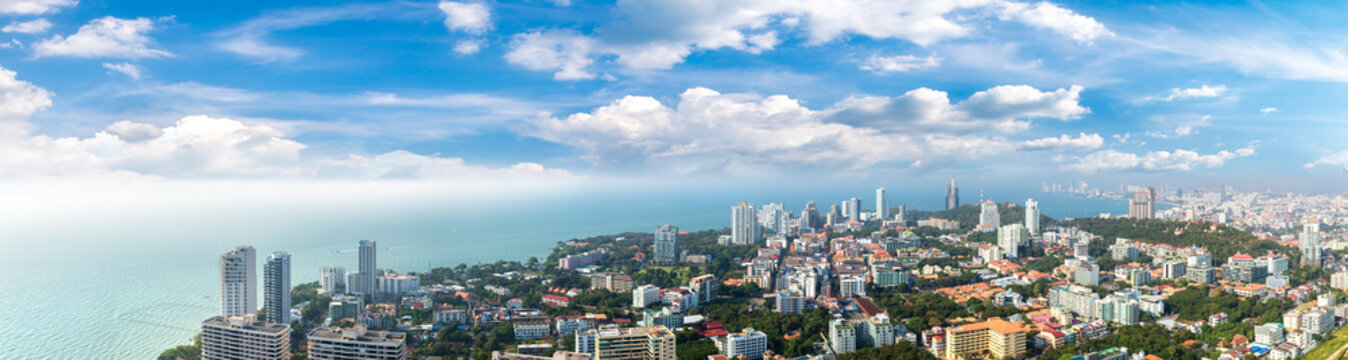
(0, 182), (1127, 359)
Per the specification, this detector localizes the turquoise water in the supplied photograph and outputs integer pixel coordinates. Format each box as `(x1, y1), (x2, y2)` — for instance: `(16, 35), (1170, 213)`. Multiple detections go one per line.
(0, 184), (1125, 359)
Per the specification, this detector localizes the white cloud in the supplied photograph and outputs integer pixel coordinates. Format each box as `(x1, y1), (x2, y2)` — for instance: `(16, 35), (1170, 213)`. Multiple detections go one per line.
(1133, 30), (1348, 83)
(0, 65), (569, 180)
(858, 54), (942, 74)
(0, 0), (76, 15)
(1260, 107), (1277, 115)
(1019, 133), (1103, 151)
(2, 18), (52, 34)
(998, 1), (1113, 43)
(828, 85), (1089, 133)
(101, 62), (143, 79)
(504, 0), (1110, 80)
(1145, 84), (1226, 102)
(1304, 150), (1348, 172)
(438, 1), (491, 35)
(453, 39), (483, 55)
(549, 0), (571, 6)
(213, 3), (416, 63)
(33, 16), (171, 59)
(1065, 147), (1255, 172)
(1145, 114), (1210, 138)
(504, 30), (597, 80)
(527, 86), (1096, 174)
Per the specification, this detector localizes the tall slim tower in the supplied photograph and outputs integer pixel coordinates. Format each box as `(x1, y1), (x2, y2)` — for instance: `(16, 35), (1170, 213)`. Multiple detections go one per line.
(356, 240), (377, 294)
(220, 246), (257, 317)
(945, 178), (959, 210)
(1301, 222), (1323, 268)
(1025, 198), (1040, 236)
(845, 198), (862, 221)
(800, 201), (820, 233)
(654, 224), (678, 262)
(731, 202), (760, 245)
(875, 188), (889, 219)
(264, 252), (291, 324)
(998, 224), (1026, 259)
(1129, 186), (1157, 219)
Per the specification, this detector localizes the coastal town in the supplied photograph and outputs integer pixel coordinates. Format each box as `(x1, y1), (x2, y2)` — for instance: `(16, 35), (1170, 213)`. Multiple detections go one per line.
(162, 181), (1348, 360)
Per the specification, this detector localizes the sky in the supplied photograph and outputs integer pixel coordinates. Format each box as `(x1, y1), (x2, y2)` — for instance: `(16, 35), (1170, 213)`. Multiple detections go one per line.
(1, 0), (1347, 192)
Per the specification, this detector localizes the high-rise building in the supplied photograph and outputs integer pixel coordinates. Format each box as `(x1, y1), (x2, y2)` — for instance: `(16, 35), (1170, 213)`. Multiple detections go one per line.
(354, 240), (377, 294)
(998, 224), (1026, 259)
(714, 328), (768, 360)
(220, 246), (257, 317)
(840, 276), (866, 298)
(307, 324), (408, 360)
(1024, 199), (1039, 236)
(731, 202), (760, 245)
(574, 325), (676, 360)
(653, 224), (678, 263)
(800, 201), (821, 233)
(875, 188), (889, 219)
(844, 198), (862, 221)
(829, 319), (857, 354)
(319, 266), (347, 294)
(200, 315), (291, 360)
(946, 177), (959, 210)
(1129, 187), (1156, 219)
(827, 204), (842, 226)
(633, 284), (660, 308)
(978, 200), (1000, 232)
(1301, 222), (1323, 268)
(264, 252), (291, 324)
(758, 203), (790, 235)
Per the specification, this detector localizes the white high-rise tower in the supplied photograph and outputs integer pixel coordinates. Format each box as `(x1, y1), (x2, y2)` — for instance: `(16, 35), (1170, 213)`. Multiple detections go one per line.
(1025, 198), (1039, 236)
(732, 202), (760, 245)
(654, 224), (678, 262)
(875, 188), (889, 219)
(220, 246), (257, 317)
(264, 252), (291, 324)
(354, 240), (377, 294)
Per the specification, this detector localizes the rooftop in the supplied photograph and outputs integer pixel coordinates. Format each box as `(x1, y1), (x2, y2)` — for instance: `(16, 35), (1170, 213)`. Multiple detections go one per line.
(202, 316), (290, 334)
(308, 325), (406, 344)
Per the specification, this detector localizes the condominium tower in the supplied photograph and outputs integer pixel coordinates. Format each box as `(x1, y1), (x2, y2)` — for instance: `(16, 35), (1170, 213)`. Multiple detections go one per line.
(1024, 198), (1039, 236)
(264, 252), (291, 324)
(731, 202), (760, 245)
(200, 315), (291, 360)
(875, 188), (889, 219)
(353, 240), (377, 294)
(220, 246), (257, 317)
(945, 177), (959, 210)
(653, 224), (678, 263)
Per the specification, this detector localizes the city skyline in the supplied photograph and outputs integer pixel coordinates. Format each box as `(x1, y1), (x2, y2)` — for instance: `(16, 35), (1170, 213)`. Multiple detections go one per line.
(0, 1), (1343, 190)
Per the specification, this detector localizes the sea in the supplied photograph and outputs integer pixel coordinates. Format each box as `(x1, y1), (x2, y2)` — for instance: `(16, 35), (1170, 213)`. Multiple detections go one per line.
(0, 182), (1128, 359)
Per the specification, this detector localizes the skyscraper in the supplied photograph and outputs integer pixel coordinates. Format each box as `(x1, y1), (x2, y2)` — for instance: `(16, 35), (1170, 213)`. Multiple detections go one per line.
(827, 204), (842, 226)
(758, 203), (790, 235)
(1025, 198), (1039, 236)
(264, 252), (291, 324)
(319, 266), (347, 294)
(1129, 186), (1156, 219)
(732, 202), (760, 245)
(1301, 222), (1323, 268)
(845, 198), (862, 221)
(220, 246), (257, 317)
(978, 200), (1000, 232)
(875, 188), (889, 219)
(945, 177), (959, 210)
(800, 201), (820, 233)
(654, 224), (678, 263)
(998, 224), (1026, 259)
(354, 240), (377, 295)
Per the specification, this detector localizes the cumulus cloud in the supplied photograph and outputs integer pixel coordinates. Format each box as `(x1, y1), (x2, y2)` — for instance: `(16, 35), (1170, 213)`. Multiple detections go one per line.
(830, 85), (1088, 132)
(454, 39), (483, 55)
(1144, 84), (1226, 102)
(1260, 107), (1277, 115)
(33, 16), (171, 59)
(0, 0), (76, 15)
(0, 65), (569, 180)
(504, 30), (597, 80)
(1019, 133), (1103, 151)
(1304, 150), (1348, 172)
(1065, 147), (1255, 172)
(505, 0), (1110, 80)
(438, 1), (491, 35)
(526, 86), (1096, 174)
(2, 18), (52, 34)
(858, 54), (942, 74)
(101, 62), (143, 79)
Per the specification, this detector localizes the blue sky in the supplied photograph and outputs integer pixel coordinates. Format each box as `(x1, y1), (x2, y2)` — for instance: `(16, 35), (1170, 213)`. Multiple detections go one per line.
(1, 0), (1347, 190)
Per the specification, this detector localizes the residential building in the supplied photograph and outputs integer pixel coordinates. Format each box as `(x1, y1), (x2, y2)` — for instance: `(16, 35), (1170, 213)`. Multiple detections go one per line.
(1025, 198), (1039, 236)
(1256, 323), (1285, 344)
(1332, 272), (1348, 290)
(220, 246), (257, 317)
(306, 324), (408, 360)
(574, 325), (677, 360)
(946, 177), (959, 210)
(690, 274), (718, 304)
(844, 197), (862, 221)
(633, 284), (660, 308)
(775, 291), (804, 314)
(978, 200), (1000, 232)
(559, 250), (604, 270)
(1074, 263), (1100, 287)
(840, 276), (866, 298)
(714, 328), (768, 360)
(1186, 266), (1217, 284)
(201, 315), (291, 360)
(1129, 187), (1155, 219)
(943, 317), (1028, 360)
(1163, 261), (1187, 280)
(352, 240), (377, 295)
(732, 202), (761, 245)
(998, 224), (1025, 259)
(319, 266), (347, 294)
(829, 319), (857, 354)
(264, 252), (291, 324)
(654, 224), (678, 263)
(377, 274), (420, 295)
(1302, 309), (1333, 335)
(640, 308), (683, 330)
(876, 188), (889, 219)
(1301, 222), (1323, 268)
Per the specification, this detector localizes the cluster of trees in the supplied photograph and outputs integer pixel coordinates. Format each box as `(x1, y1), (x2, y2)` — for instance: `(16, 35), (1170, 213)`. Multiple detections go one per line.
(869, 291), (970, 333)
(837, 341), (938, 360)
(1037, 324), (1207, 360)
(1064, 218), (1286, 267)
(687, 299), (832, 357)
(1164, 287), (1293, 323)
